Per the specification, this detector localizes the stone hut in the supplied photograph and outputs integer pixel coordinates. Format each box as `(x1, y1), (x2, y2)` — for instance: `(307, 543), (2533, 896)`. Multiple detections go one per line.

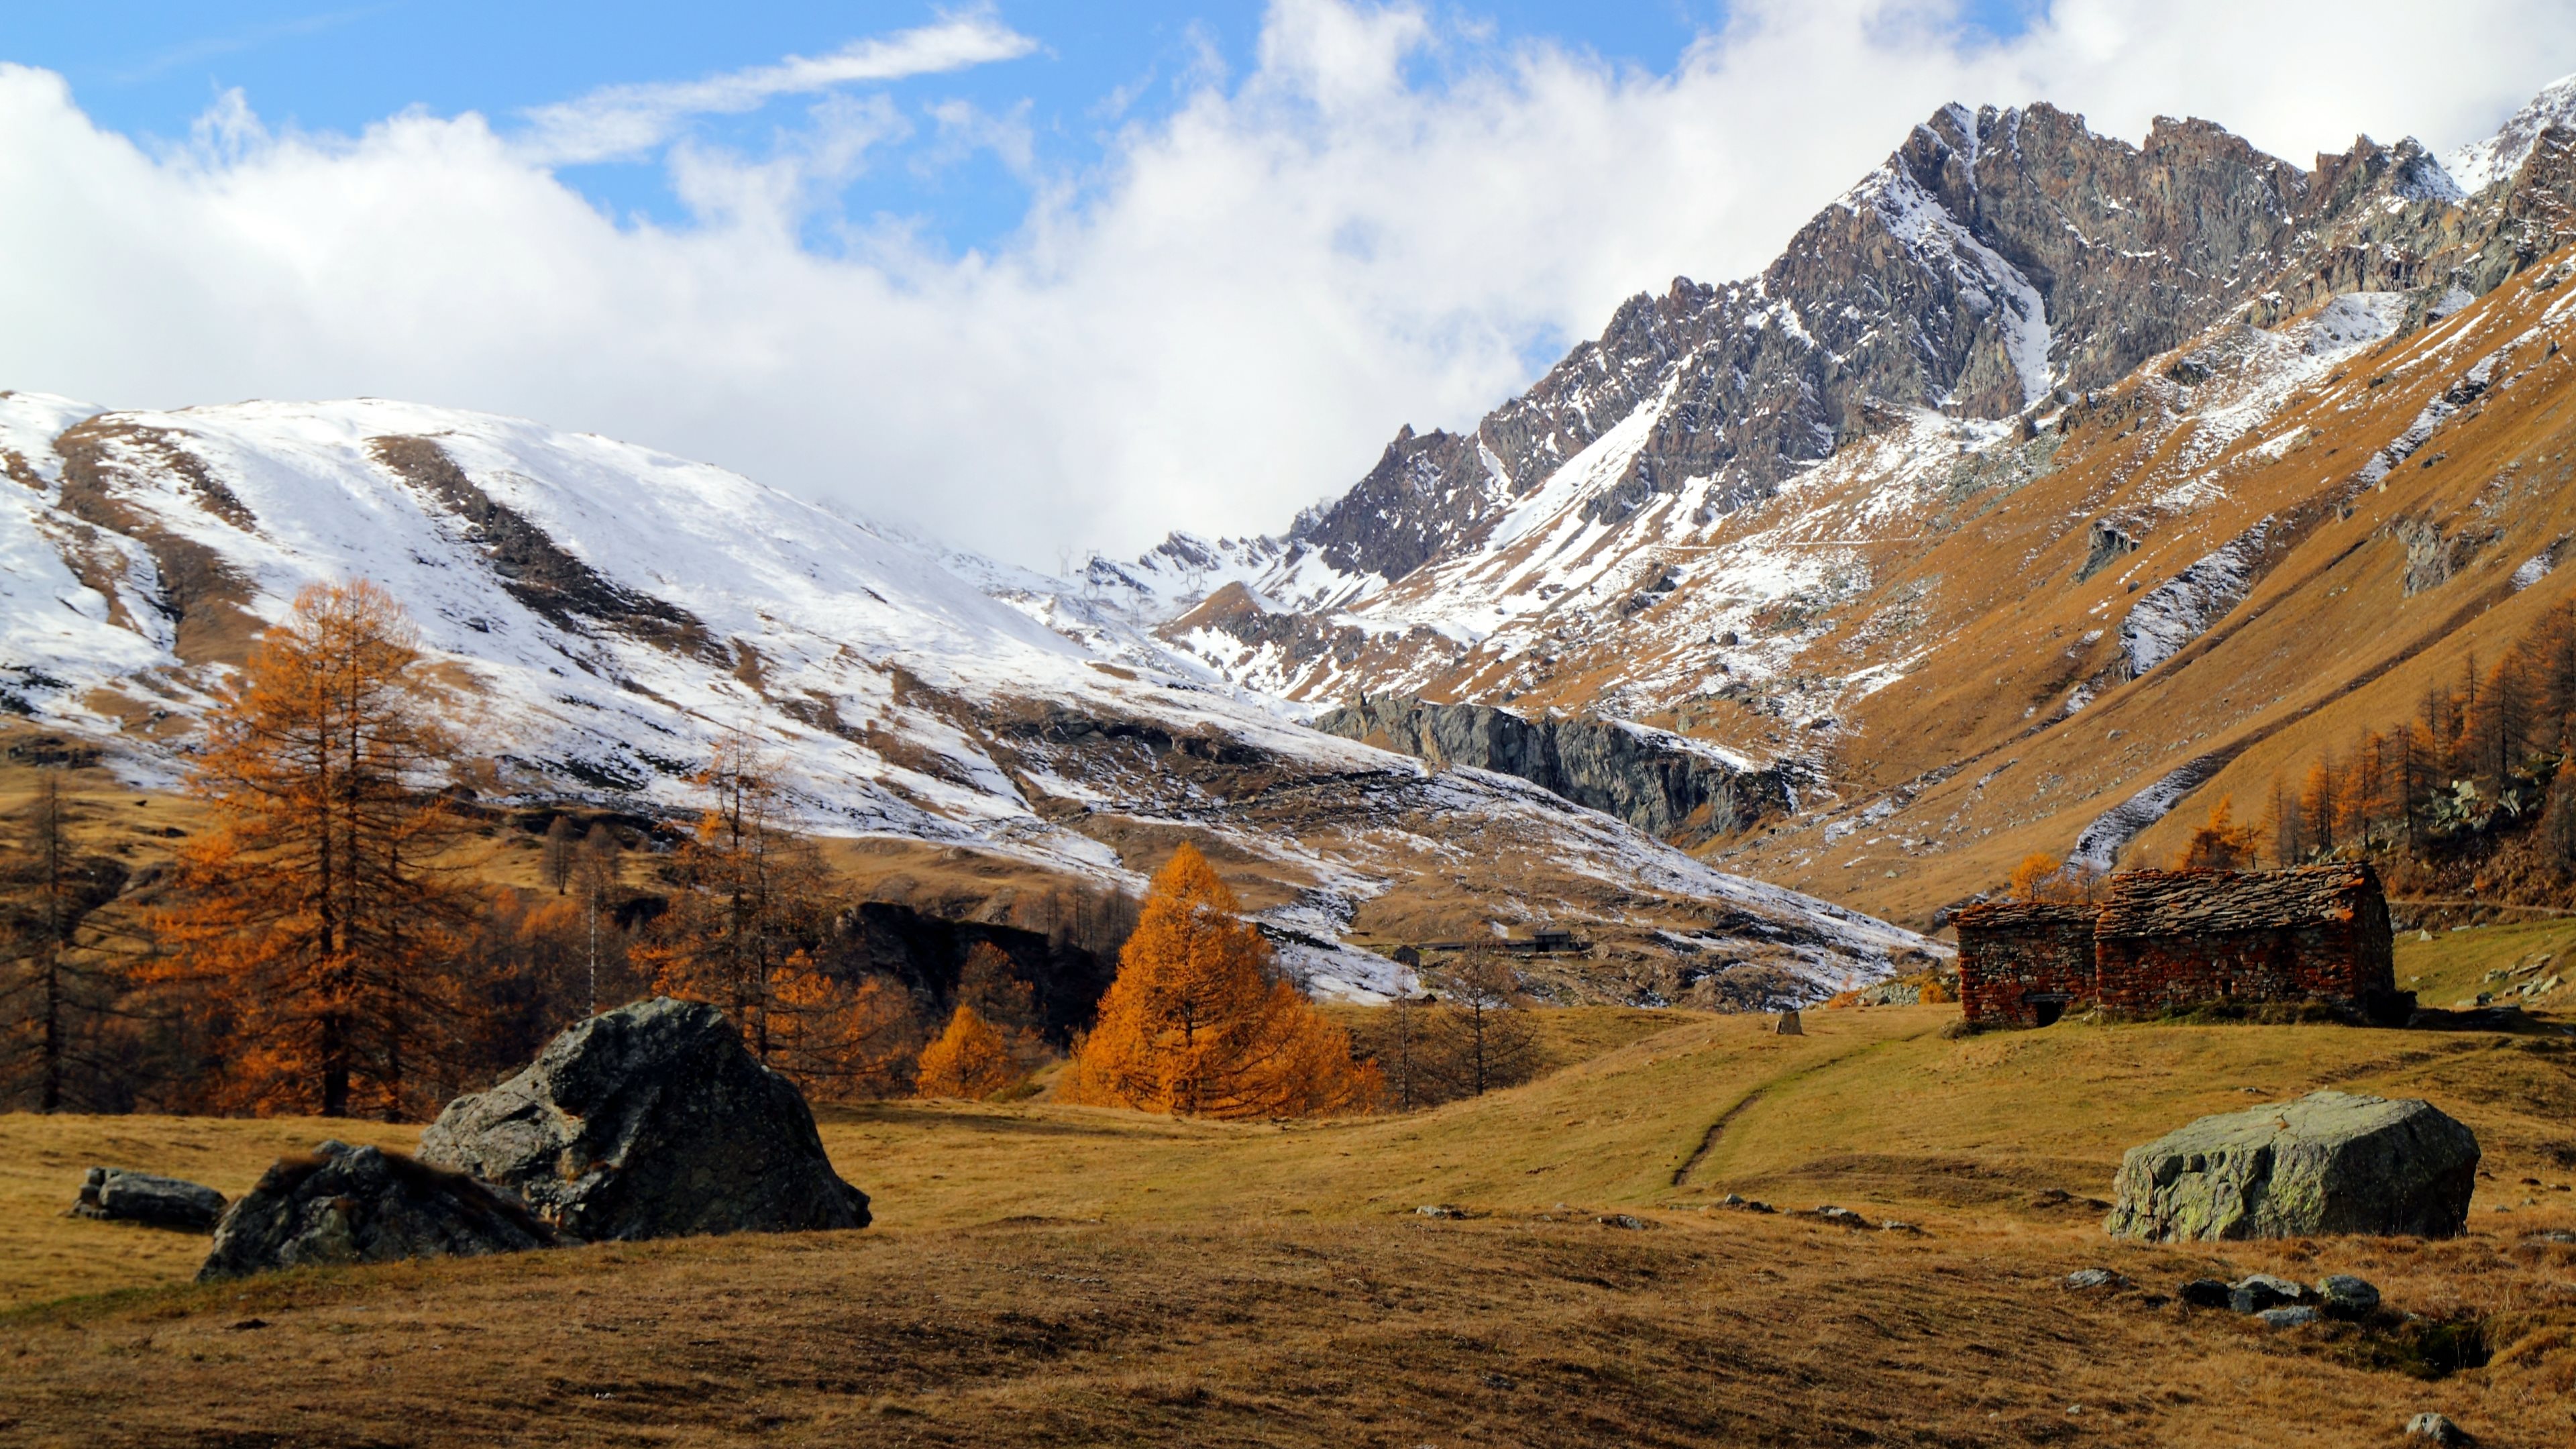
(2090, 865), (2396, 1017)
(1954, 865), (2398, 1027)
(1953, 900), (2098, 1026)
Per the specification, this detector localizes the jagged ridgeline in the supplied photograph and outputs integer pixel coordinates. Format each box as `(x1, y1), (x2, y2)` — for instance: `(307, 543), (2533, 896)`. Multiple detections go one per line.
(1090, 77), (2576, 926)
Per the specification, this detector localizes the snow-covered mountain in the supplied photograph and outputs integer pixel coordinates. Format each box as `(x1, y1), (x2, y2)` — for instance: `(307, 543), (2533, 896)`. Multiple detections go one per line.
(0, 391), (1930, 1006)
(1022, 74), (2576, 928)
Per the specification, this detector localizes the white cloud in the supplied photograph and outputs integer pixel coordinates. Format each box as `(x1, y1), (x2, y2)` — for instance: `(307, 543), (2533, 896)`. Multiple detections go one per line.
(517, 11), (1036, 164)
(0, 1), (2570, 570)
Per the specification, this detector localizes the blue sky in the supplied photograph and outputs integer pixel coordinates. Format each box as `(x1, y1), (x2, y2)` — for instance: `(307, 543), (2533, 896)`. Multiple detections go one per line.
(0, 2), (2563, 564)
(12, 2), (2040, 260)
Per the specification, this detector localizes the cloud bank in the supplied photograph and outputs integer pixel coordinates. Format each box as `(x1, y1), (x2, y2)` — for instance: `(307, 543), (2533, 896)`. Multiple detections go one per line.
(0, 0), (2570, 568)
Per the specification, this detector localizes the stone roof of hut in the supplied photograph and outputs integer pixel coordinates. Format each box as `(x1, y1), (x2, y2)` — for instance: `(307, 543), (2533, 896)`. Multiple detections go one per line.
(2092, 865), (2379, 938)
(1951, 899), (2097, 930)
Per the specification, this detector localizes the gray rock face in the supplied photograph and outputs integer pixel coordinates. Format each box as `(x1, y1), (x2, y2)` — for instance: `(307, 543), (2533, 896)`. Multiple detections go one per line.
(199, 1140), (553, 1281)
(1312, 694), (1793, 843)
(417, 998), (870, 1242)
(2256, 1305), (2322, 1329)
(2105, 1090), (2479, 1241)
(72, 1167), (225, 1231)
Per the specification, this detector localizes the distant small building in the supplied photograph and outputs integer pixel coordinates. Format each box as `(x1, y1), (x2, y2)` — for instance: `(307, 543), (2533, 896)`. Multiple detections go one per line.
(1954, 865), (2400, 1027)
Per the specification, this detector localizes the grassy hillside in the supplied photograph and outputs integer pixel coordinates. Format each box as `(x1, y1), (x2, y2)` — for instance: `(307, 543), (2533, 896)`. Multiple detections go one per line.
(5, 959), (2573, 1445)
(1699, 251), (2576, 927)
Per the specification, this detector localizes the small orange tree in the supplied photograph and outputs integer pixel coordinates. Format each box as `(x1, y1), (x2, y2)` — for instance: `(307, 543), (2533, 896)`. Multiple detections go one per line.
(915, 1004), (1020, 1099)
(153, 580), (471, 1118)
(1062, 843), (1378, 1118)
(2174, 795), (2261, 870)
(2007, 851), (2101, 902)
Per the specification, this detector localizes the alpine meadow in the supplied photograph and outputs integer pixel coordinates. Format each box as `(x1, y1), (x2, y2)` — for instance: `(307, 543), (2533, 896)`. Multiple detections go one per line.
(9, 5), (2576, 1447)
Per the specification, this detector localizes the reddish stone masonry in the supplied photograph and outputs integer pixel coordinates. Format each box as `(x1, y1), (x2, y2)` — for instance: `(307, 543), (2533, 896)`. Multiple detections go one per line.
(1954, 865), (2399, 1027)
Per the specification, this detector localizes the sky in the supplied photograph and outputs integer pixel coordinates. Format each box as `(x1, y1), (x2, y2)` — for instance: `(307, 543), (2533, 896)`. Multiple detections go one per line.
(2, 2), (2573, 568)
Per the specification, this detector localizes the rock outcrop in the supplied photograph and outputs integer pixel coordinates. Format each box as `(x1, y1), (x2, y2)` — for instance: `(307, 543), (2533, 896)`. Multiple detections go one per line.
(2104, 1090), (2479, 1240)
(417, 998), (870, 1241)
(1313, 694), (1792, 843)
(198, 1140), (554, 1281)
(70, 1167), (225, 1231)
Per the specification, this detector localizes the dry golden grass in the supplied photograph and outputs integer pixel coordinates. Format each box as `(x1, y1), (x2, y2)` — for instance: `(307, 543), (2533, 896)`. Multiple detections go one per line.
(3, 996), (2574, 1446)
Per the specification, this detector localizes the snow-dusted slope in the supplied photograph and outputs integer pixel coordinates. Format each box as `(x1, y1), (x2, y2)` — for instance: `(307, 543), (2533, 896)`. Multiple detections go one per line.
(2450, 72), (2576, 194)
(0, 392), (1929, 1005)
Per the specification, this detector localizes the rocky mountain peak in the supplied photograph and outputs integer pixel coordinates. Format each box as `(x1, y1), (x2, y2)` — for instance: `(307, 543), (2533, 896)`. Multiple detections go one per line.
(2451, 70), (2576, 194)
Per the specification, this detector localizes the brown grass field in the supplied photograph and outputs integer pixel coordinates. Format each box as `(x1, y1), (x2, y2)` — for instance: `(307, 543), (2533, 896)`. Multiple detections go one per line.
(3, 929), (2575, 1446)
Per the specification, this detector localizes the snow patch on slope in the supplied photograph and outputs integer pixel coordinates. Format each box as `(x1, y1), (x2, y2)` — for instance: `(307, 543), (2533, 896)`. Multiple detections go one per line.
(2449, 72), (2576, 194)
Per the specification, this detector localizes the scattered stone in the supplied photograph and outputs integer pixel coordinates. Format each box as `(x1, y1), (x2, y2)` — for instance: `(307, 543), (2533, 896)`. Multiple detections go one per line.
(1880, 1220), (1922, 1234)
(418, 998), (870, 1241)
(2105, 1091), (2479, 1240)
(1416, 1204), (1468, 1219)
(2229, 1273), (2308, 1313)
(1717, 1193), (1777, 1214)
(2404, 1411), (2472, 1444)
(2316, 1273), (2381, 1318)
(1810, 1205), (1870, 1228)
(199, 1140), (555, 1281)
(70, 1167), (225, 1231)
(1597, 1214), (1650, 1230)
(1773, 1009), (1803, 1036)
(2178, 1277), (2233, 1307)
(2063, 1268), (2125, 1290)
(2255, 1305), (2322, 1328)
(2522, 1229), (2576, 1245)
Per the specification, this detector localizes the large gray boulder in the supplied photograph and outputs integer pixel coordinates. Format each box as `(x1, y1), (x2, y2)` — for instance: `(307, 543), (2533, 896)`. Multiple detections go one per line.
(2106, 1090), (2478, 1240)
(417, 997), (869, 1241)
(71, 1167), (225, 1231)
(199, 1140), (555, 1281)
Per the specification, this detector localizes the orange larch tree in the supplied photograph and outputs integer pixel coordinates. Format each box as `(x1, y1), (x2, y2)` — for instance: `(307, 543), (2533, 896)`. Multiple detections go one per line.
(914, 1003), (1020, 1099)
(152, 579), (472, 1119)
(2173, 795), (2261, 870)
(1063, 843), (1378, 1119)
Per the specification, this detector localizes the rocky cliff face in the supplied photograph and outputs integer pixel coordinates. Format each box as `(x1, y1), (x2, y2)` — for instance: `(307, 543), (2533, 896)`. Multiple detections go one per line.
(1270, 103), (2507, 584)
(1312, 695), (1794, 845)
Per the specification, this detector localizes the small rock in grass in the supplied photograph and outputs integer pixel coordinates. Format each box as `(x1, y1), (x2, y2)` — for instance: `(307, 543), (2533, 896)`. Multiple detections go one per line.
(1416, 1204), (1467, 1219)
(1597, 1214), (1650, 1230)
(2063, 1268), (2126, 1290)
(1811, 1205), (1870, 1228)
(70, 1167), (227, 1232)
(2229, 1273), (2308, 1314)
(2316, 1273), (2381, 1318)
(2404, 1411), (2471, 1444)
(2179, 1277), (2233, 1307)
(2256, 1305), (2321, 1328)
(1880, 1220), (1921, 1234)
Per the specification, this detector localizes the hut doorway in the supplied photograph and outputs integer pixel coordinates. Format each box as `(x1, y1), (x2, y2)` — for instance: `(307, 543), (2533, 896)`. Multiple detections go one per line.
(2024, 992), (2071, 1027)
